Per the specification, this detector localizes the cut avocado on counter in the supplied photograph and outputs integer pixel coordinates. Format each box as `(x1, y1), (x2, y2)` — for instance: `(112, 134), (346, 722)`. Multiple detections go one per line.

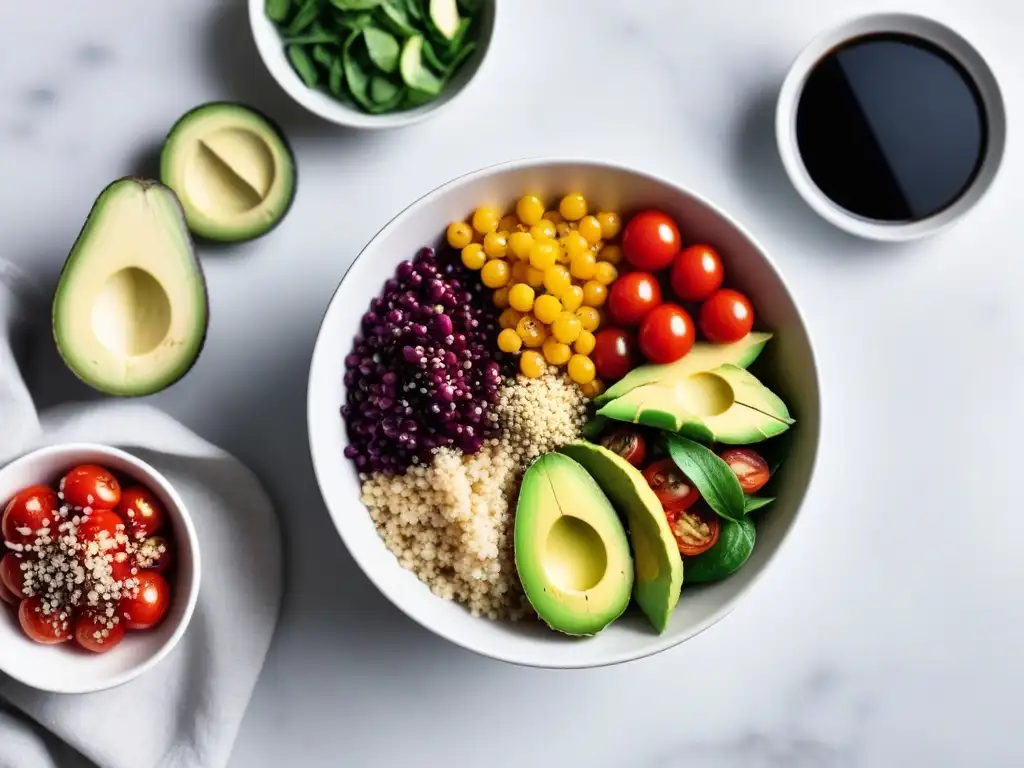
(160, 102), (296, 243)
(598, 363), (794, 444)
(53, 178), (208, 397)
(559, 442), (683, 634)
(515, 453), (633, 637)
(594, 332), (772, 407)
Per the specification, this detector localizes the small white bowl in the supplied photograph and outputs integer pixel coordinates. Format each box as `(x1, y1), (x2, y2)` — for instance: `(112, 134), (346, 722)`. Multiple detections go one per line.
(776, 13), (1006, 241)
(248, 0), (496, 129)
(0, 444), (201, 694)
(307, 158), (821, 668)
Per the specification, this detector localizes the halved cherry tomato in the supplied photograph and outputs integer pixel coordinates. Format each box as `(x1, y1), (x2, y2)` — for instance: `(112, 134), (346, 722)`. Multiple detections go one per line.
(116, 487), (167, 539)
(0, 554), (26, 601)
(1, 485), (59, 545)
(136, 536), (173, 573)
(77, 509), (127, 554)
(642, 458), (700, 512)
(74, 612), (126, 654)
(599, 428), (647, 467)
(699, 289), (754, 343)
(592, 328), (637, 381)
(622, 210), (681, 271)
(61, 465), (121, 510)
(638, 303), (695, 364)
(670, 244), (724, 302)
(719, 448), (771, 493)
(120, 571), (170, 631)
(607, 272), (662, 327)
(666, 505), (721, 556)
(18, 597), (72, 645)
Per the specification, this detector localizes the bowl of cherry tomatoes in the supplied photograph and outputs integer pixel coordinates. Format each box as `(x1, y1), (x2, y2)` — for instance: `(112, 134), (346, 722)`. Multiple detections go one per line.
(0, 444), (200, 694)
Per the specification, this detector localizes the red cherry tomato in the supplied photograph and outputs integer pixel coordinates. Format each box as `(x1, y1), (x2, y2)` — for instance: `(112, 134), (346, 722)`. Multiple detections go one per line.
(136, 536), (173, 574)
(77, 509), (127, 554)
(74, 612), (126, 654)
(0, 576), (17, 606)
(61, 465), (121, 510)
(120, 571), (171, 631)
(622, 210), (681, 271)
(670, 244), (724, 302)
(108, 552), (135, 584)
(18, 597), (72, 645)
(642, 458), (701, 512)
(719, 448), (771, 493)
(0, 554), (26, 601)
(116, 487), (167, 539)
(607, 272), (662, 327)
(599, 428), (647, 467)
(1, 485), (59, 545)
(638, 303), (696, 364)
(666, 505), (721, 556)
(592, 328), (638, 381)
(699, 289), (755, 343)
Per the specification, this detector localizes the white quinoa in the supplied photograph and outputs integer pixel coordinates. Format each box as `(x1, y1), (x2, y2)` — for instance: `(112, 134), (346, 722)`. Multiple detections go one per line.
(360, 371), (588, 619)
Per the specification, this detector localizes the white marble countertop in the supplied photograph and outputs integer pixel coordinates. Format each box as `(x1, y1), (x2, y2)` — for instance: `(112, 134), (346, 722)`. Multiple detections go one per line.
(2, 0), (1022, 765)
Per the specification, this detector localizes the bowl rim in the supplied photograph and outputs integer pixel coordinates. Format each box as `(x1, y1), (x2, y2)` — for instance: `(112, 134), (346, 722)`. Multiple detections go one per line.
(775, 11), (1007, 242)
(307, 157), (822, 668)
(0, 442), (202, 694)
(247, 0), (497, 130)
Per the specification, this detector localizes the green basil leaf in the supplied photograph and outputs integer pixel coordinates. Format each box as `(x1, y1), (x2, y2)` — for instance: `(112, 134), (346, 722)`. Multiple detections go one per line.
(266, 0), (292, 24)
(364, 26), (400, 73)
(331, 0), (382, 9)
(662, 434), (746, 522)
(685, 518), (756, 583)
(343, 31), (375, 109)
(743, 495), (775, 513)
(287, 45), (319, 87)
(286, 0), (321, 34)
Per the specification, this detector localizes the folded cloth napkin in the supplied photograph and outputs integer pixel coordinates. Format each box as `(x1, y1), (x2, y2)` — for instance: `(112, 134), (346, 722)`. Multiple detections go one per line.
(0, 261), (283, 768)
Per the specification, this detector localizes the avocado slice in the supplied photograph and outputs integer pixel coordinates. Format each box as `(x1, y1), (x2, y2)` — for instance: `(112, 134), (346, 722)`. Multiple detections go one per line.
(160, 102), (296, 243)
(515, 453), (633, 636)
(598, 363), (794, 444)
(594, 332), (772, 407)
(559, 442), (683, 634)
(52, 178), (208, 396)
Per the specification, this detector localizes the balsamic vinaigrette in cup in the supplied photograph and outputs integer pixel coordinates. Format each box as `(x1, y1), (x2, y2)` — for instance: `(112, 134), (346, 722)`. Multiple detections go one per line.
(795, 33), (987, 223)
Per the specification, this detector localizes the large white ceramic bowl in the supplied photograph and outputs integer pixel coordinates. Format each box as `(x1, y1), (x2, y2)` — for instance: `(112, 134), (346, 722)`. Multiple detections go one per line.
(308, 159), (821, 668)
(0, 444), (201, 693)
(249, 0), (497, 129)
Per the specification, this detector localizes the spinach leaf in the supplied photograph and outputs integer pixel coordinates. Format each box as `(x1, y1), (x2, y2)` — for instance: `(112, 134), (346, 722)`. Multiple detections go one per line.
(445, 16), (471, 54)
(286, 0), (321, 34)
(330, 0), (382, 9)
(685, 518), (756, 583)
(328, 57), (345, 96)
(287, 45), (319, 87)
(405, 0), (424, 22)
(743, 495), (775, 513)
(266, 0), (292, 23)
(456, 0), (481, 12)
(312, 43), (337, 67)
(284, 31), (342, 44)
(343, 32), (376, 110)
(662, 434), (746, 522)
(334, 11), (374, 30)
(445, 39), (476, 74)
(378, 0), (417, 36)
(364, 27), (400, 73)
(421, 38), (449, 74)
(367, 77), (406, 112)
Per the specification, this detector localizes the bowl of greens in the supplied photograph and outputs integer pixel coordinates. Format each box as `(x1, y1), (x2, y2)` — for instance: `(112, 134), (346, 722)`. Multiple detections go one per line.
(250, 0), (495, 128)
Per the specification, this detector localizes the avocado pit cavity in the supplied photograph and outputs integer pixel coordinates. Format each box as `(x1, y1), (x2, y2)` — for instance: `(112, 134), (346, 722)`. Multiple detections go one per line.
(544, 516), (607, 593)
(92, 267), (172, 357)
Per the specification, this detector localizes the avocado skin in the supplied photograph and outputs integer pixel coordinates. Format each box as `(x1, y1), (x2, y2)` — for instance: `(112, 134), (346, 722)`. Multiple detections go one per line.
(51, 177), (209, 397)
(160, 101), (297, 243)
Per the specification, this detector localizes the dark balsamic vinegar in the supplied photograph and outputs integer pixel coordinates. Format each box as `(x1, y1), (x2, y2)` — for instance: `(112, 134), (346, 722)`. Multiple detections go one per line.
(795, 33), (987, 222)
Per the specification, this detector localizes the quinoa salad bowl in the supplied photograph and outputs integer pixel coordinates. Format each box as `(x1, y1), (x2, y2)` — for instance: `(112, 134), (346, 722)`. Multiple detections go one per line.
(307, 158), (821, 668)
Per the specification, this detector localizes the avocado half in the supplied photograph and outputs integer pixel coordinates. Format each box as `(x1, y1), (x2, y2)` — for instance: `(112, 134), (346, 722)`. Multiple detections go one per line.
(160, 102), (296, 243)
(53, 177), (209, 396)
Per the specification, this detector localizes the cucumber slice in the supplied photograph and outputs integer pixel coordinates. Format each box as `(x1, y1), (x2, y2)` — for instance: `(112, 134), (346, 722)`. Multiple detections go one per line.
(428, 0), (460, 39)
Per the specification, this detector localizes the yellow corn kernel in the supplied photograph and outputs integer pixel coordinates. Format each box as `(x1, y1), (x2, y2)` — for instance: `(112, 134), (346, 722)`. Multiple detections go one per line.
(516, 195), (545, 227)
(560, 284), (584, 312)
(598, 244), (622, 265)
(529, 240), (558, 271)
(508, 231), (533, 261)
(516, 314), (548, 348)
(492, 287), (510, 308)
(544, 210), (565, 227)
(576, 306), (600, 332)
(542, 337), (572, 366)
(594, 261), (618, 285)
(508, 283), (535, 313)
(555, 221), (572, 238)
(562, 231), (590, 258)
(533, 294), (563, 325)
(471, 206), (500, 234)
(568, 354), (596, 385)
(483, 231), (508, 259)
(581, 377), (605, 398)
(559, 193), (588, 221)
(511, 261), (530, 284)
(447, 221), (473, 249)
(498, 308), (523, 329)
(530, 219), (557, 241)
(525, 266), (545, 288)
(578, 215), (602, 245)
(582, 280), (607, 307)
(520, 350), (545, 378)
(573, 330), (596, 356)
(551, 311), (582, 344)
(498, 214), (519, 234)
(596, 212), (621, 240)
(543, 264), (572, 296)
(497, 328), (522, 353)
(460, 243), (486, 270)
(481, 259), (510, 289)
(570, 250), (598, 280)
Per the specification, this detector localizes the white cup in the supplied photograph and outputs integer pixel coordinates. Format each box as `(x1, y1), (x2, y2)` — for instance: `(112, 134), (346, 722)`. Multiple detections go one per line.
(776, 13), (1006, 242)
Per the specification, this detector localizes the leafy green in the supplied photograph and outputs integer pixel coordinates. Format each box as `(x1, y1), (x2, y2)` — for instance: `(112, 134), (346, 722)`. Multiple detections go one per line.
(378, 1), (417, 36)
(328, 57), (345, 96)
(287, 44), (319, 87)
(342, 32), (375, 110)
(581, 416), (608, 442)
(743, 495), (775, 513)
(400, 35), (443, 96)
(662, 434), (746, 522)
(421, 38), (449, 73)
(685, 519), (756, 583)
(445, 40), (476, 73)
(312, 44), (336, 67)
(284, 31), (342, 44)
(364, 27), (400, 72)
(368, 77), (406, 112)
(331, 0), (382, 9)
(286, 0), (321, 34)
(266, 0), (292, 23)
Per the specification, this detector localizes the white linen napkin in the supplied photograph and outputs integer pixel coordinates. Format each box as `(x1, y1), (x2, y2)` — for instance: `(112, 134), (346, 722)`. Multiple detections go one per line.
(0, 261), (283, 768)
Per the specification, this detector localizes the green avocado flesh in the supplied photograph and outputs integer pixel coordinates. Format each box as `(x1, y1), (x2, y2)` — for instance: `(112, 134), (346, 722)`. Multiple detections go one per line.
(52, 178), (208, 396)
(515, 453), (633, 636)
(160, 102), (296, 243)
(594, 332), (771, 407)
(559, 442), (683, 634)
(598, 363), (793, 444)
